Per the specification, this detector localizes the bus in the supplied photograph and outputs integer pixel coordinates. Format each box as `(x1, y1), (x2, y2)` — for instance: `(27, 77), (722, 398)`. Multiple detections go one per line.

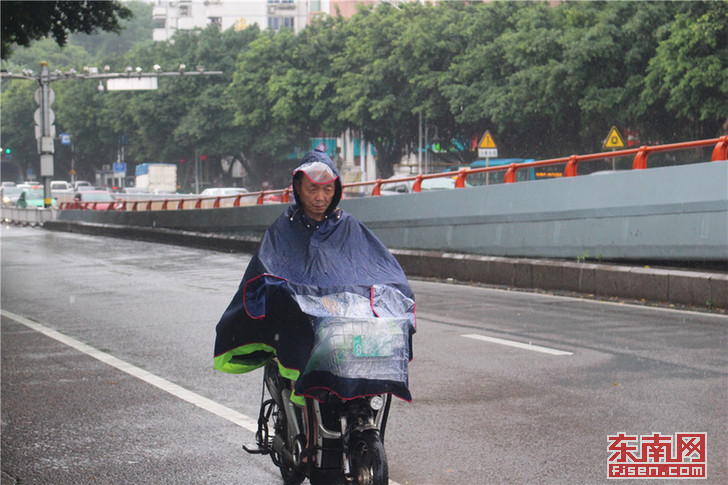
(456, 158), (564, 186)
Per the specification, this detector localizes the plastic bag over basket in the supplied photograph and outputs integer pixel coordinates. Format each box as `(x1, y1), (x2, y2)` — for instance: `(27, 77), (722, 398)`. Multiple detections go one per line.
(306, 316), (410, 380)
(293, 288), (415, 401)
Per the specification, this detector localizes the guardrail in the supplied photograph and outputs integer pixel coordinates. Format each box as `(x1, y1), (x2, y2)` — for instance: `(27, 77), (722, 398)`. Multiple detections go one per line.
(58, 136), (728, 211)
(1, 206), (57, 225)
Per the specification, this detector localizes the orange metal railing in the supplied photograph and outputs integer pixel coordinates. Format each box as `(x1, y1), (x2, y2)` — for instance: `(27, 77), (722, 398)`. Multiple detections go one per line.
(60, 136), (727, 212)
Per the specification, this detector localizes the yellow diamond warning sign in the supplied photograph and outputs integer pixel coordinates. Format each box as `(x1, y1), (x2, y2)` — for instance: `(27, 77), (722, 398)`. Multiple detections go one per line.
(604, 126), (625, 149)
(478, 130), (497, 149)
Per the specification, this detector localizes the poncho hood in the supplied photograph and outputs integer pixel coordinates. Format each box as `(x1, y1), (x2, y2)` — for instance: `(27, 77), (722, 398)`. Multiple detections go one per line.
(292, 149), (342, 217)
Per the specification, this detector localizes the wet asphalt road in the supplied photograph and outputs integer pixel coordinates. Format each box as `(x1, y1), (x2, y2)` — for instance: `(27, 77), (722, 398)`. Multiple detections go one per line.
(2, 225), (727, 484)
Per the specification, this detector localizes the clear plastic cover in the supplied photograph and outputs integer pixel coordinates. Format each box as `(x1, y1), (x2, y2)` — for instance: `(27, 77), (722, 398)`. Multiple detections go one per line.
(304, 316), (410, 382)
(292, 160), (338, 184)
(294, 289), (414, 387)
(295, 291), (373, 318)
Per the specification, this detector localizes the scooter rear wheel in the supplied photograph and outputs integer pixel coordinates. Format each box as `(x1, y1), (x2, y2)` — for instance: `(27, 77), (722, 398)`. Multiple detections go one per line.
(350, 430), (388, 485)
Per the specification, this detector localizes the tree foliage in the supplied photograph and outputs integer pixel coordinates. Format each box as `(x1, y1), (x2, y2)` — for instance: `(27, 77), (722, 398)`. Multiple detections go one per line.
(1, 1), (725, 188)
(642, 1), (728, 139)
(1, 0), (133, 60)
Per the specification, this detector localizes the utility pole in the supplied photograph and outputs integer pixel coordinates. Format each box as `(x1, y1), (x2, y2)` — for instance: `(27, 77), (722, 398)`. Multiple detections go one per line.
(1, 63), (223, 207)
(38, 63), (54, 206)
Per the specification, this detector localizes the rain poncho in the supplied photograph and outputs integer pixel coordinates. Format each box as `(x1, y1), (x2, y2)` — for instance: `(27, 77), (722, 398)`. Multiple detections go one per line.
(214, 150), (416, 401)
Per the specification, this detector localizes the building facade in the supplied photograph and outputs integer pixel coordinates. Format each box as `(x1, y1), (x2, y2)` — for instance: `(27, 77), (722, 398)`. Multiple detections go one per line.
(152, 0), (389, 40)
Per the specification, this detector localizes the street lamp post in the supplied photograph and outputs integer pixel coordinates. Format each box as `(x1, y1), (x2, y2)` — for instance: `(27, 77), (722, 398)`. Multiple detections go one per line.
(1, 63), (223, 206)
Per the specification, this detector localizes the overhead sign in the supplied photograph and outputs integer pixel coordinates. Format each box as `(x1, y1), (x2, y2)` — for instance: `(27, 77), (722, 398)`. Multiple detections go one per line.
(478, 130), (497, 149)
(106, 77), (158, 91)
(604, 126), (626, 149)
(113, 163), (127, 175)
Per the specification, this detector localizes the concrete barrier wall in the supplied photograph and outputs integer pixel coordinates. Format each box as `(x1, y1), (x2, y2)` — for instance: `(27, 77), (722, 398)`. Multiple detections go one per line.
(56, 161), (728, 262)
(348, 161), (727, 261)
(1, 207), (57, 226)
(42, 220), (728, 310)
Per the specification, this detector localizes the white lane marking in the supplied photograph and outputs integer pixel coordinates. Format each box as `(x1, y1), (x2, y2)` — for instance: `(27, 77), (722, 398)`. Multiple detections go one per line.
(462, 333), (573, 356)
(2, 309), (258, 432)
(3, 309), (406, 485)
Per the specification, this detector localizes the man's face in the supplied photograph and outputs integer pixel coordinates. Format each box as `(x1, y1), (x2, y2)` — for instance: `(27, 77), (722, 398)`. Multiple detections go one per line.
(296, 176), (335, 222)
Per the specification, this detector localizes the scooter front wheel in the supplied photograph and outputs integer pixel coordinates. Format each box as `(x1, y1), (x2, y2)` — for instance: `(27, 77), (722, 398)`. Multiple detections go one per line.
(280, 463), (305, 485)
(349, 430), (388, 485)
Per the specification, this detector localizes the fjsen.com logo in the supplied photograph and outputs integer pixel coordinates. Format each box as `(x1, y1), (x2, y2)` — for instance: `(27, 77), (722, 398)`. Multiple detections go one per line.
(608, 432), (706, 479)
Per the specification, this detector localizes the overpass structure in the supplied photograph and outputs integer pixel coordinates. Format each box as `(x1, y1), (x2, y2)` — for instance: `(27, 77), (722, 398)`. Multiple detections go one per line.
(8, 138), (728, 310)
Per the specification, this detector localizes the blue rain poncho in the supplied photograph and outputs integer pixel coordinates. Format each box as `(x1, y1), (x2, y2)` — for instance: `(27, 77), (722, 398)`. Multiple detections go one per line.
(214, 150), (416, 401)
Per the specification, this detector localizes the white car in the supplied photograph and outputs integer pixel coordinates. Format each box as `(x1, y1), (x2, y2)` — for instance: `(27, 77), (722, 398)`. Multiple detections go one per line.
(200, 187), (249, 197)
(379, 175), (468, 195)
(198, 187), (252, 207)
(50, 180), (72, 191)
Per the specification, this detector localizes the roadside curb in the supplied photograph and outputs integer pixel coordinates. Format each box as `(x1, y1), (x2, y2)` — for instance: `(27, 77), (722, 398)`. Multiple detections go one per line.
(391, 249), (727, 311)
(43, 220), (727, 311)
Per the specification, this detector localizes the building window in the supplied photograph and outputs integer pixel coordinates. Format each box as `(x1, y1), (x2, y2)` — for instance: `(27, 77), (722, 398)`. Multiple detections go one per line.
(268, 16), (294, 31)
(179, 5), (190, 17)
(208, 17), (222, 29)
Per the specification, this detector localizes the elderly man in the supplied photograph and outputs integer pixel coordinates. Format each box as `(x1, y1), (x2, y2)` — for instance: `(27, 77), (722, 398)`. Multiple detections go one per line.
(214, 149), (415, 402)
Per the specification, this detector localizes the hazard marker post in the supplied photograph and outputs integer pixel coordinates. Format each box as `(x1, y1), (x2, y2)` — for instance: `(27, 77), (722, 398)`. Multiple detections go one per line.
(604, 126), (625, 171)
(477, 130), (498, 184)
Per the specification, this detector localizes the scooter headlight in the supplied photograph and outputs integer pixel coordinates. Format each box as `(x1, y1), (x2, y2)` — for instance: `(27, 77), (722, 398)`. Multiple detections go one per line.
(369, 395), (384, 411)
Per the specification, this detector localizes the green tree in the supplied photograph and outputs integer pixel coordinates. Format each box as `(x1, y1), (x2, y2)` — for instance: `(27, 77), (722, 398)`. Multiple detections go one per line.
(558, 1), (682, 152)
(1, 0), (133, 60)
(444, 2), (548, 158)
(394, 2), (475, 165)
(0, 80), (37, 177)
(70, 1), (153, 61)
(53, 78), (115, 181)
(330, 4), (414, 178)
(642, 1), (728, 140)
(172, 26), (260, 189)
(266, 15), (348, 139)
(226, 28), (313, 184)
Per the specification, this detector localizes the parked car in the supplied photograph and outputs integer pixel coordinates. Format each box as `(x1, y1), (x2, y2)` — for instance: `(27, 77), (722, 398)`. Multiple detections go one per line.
(200, 187), (250, 197)
(1, 185), (22, 206)
(379, 175), (468, 195)
(16, 187), (57, 208)
(71, 190), (116, 210)
(50, 180), (72, 191)
(198, 187), (252, 207)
